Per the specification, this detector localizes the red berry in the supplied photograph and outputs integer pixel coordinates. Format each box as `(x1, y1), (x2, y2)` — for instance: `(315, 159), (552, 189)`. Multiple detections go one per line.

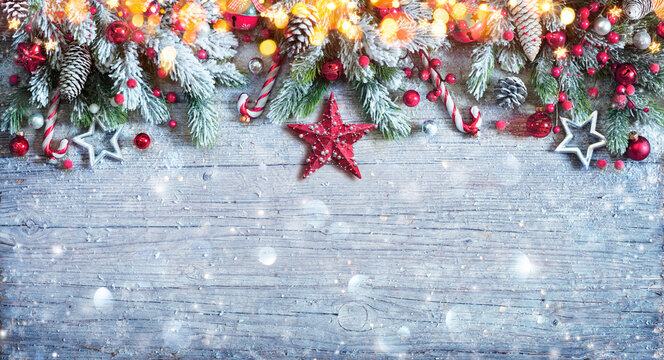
(260, 29), (270, 39)
(614, 160), (625, 170)
(495, 120), (506, 130)
(553, 126), (561, 134)
(426, 90), (438, 102)
(131, 30), (144, 42)
(157, 68), (167, 79)
(606, 32), (619, 44)
(558, 92), (566, 103)
(650, 63), (660, 74)
(658, 22), (664, 38)
(615, 85), (626, 95)
(90, 6), (97, 14)
(9, 74), (19, 86)
(551, 66), (561, 77)
(242, 34), (251, 42)
(644, 107), (650, 113)
(503, 30), (514, 41)
(545, 104), (555, 113)
(127, 78), (137, 88)
(62, 159), (73, 169)
(358, 55), (370, 68)
(457, 20), (467, 31)
(403, 68), (412, 78)
(168, 120), (177, 128)
(588, 2), (599, 12)
(596, 51), (609, 65)
(571, 44), (583, 56)
(625, 84), (635, 95)
(445, 73), (456, 84)
(152, 88), (161, 97)
(578, 19), (590, 30)
(419, 69), (430, 81)
(114, 93), (124, 105)
(588, 87), (598, 98)
(146, 47), (157, 58)
(608, 14), (618, 24)
(588, 68), (596, 75)
(578, 7), (590, 19)
(165, 92), (177, 103)
(403, 90), (420, 107)
(431, 58), (442, 69)
(597, 159), (607, 169)
(627, 101), (635, 109)
(197, 49), (207, 60)
(562, 100), (573, 110)
(433, 87), (442, 97)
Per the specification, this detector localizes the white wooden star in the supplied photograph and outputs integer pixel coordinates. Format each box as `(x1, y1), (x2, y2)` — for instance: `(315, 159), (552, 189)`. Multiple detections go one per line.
(554, 111), (606, 169)
(72, 121), (124, 167)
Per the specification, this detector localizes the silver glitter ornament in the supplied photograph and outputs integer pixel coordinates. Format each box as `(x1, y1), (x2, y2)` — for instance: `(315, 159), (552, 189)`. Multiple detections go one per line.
(88, 103), (100, 114)
(593, 17), (612, 36)
(422, 120), (438, 136)
(28, 113), (44, 129)
(248, 58), (264, 74)
(633, 30), (652, 50)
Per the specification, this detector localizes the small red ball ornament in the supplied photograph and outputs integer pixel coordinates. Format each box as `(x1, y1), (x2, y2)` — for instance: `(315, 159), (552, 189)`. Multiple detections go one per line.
(650, 63), (660, 74)
(615, 85), (626, 94)
(551, 66), (561, 77)
(578, 7), (590, 18)
(613, 94), (627, 108)
(558, 92), (566, 103)
(106, 21), (130, 43)
(152, 88), (161, 97)
(588, 2), (599, 12)
(606, 32), (619, 44)
(197, 49), (207, 59)
(588, 87), (598, 98)
(526, 109), (552, 137)
(625, 84), (635, 95)
(358, 55), (370, 68)
(146, 47), (157, 58)
(607, 14), (618, 24)
(578, 19), (590, 30)
(403, 90), (420, 107)
(625, 132), (650, 161)
(553, 126), (561, 134)
(433, 87), (442, 97)
(545, 31), (566, 47)
(545, 104), (555, 113)
(562, 100), (573, 111)
(114, 93), (125, 105)
(503, 30), (514, 41)
(134, 133), (151, 149)
(426, 90), (438, 102)
(596, 51), (609, 65)
(495, 120), (506, 130)
(62, 159), (73, 169)
(131, 30), (144, 42)
(157, 68), (167, 79)
(588, 68), (596, 75)
(419, 69), (430, 81)
(445, 73), (456, 84)
(431, 58), (442, 69)
(571, 44), (583, 56)
(9, 134), (29, 156)
(321, 59), (343, 81)
(127, 78), (137, 88)
(614, 63), (638, 85)
(168, 120), (177, 128)
(403, 68), (412, 78)
(166, 92), (177, 103)
(657, 22), (664, 38)
(9, 74), (19, 86)
(614, 160), (625, 170)
(597, 159), (607, 169)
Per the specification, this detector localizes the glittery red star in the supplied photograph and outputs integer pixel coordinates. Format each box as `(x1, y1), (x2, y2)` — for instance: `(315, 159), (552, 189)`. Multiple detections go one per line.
(15, 42), (46, 73)
(287, 93), (375, 179)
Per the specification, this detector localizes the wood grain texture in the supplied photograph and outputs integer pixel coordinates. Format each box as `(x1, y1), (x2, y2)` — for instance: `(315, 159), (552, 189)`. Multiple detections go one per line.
(0, 46), (663, 359)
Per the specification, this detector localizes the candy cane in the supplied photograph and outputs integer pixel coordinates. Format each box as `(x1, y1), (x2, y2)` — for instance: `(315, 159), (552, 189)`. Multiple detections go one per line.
(237, 55), (283, 123)
(42, 89), (69, 159)
(416, 50), (482, 135)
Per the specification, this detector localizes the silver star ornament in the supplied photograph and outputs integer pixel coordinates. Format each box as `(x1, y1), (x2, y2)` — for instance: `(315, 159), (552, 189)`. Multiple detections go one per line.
(72, 121), (124, 167)
(555, 111), (606, 169)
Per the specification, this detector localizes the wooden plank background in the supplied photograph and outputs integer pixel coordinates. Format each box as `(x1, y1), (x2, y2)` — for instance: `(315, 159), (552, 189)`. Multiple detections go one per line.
(0, 45), (662, 359)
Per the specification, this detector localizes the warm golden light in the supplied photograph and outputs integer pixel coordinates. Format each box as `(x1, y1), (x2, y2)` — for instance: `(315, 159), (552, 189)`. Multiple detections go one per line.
(540, 1), (551, 12)
(554, 47), (568, 59)
(44, 40), (57, 51)
(560, 7), (575, 25)
(451, 2), (466, 20)
(259, 39), (277, 56)
(159, 46), (177, 73)
(131, 14), (144, 27)
(431, 20), (447, 37)
(309, 26), (326, 46)
(433, 8), (449, 23)
(649, 41), (661, 53)
(7, 18), (20, 30)
(106, 0), (119, 9)
(213, 18), (229, 31)
(65, 0), (89, 24)
(608, 6), (622, 18)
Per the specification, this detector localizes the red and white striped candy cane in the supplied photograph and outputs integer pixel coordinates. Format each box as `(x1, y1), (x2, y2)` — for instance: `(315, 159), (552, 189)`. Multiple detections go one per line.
(237, 55), (283, 123)
(42, 89), (69, 159)
(417, 50), (482, 135)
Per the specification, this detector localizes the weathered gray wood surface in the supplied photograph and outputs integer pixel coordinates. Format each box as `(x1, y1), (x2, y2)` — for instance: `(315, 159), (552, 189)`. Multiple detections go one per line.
(0, 46), (663, 359)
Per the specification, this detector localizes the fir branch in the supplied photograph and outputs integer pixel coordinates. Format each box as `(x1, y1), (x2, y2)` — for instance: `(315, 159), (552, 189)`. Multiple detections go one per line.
(467, 44), (494, 100)
(289, 45), (324, 85)
(496, 44), (526, 74)
(0, 86), (31, 133)
(206, 61), (247, 88)
(29, 65), (53, 107)
(70, 97), (94, 128)
(185, 94), (219, 146)
(194, 29), (238, 60)
(373, 63), (403, 90)
(604, 107), (630, 155)
(267, 79), (312, 123)
(531, 52), (557, 104)
(339, 35), (374, 83)
(295, 78), (330, 118)
(560, 60), (592, 123)
(353, 79), (411, 139)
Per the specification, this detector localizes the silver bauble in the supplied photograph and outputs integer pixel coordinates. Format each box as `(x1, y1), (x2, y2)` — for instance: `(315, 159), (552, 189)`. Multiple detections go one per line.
(89, 103), (100, 114)
(633, 30), (652, 50)
(248, 58), (264, 75)
(593, 17), (612, 36)
(422, 120), (438, 136)
(28, 113), (44, 129)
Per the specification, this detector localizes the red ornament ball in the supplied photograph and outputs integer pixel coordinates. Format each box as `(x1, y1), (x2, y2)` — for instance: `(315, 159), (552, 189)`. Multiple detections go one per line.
(131, 30), (144, 42)
(426, 90), (438, 102)
(615, 85), (626, 94)
(433, 87), (442, 97)
(644, 107), (650, 113)
(607, 14), (618, 24)
(614, 63), (638, 85)
(627, 101), (635, 109)
(146, 47), (157, 58)
(588, 87), (598, 98)
(613, 94), (627, 108)
(606, 32), (619, 44)
(571, 44), (583, 56)
(403, 90), (420, 107)
(358, 55), (370, 68)
(614, 160), (625, 170)
(403, 68), (412, 78)
(625, 84), (635, 95)
(152, 88), (161, 97)
(431, 58), (442, 69)
(588, 2), (599, 12)
(321, 59), (343, 81)
(588, 68), (596, 75)
(651, 63), (660, 74)
(157, 68), (167, 79)
(545, 31), (566, 47)
(503, 30), (514, 41)
(445, 73), (456, 84)
(596, 159), (607, 169)
(578, 19), (590, 30)
(419, 69), (430, 81)
(562, 100), (573, 111)
(526, 110), (551, 137)
(62, 159), (73, 169)
(168, 120), (177, 128)
(596, 51), (609, 65)
(9, 134), (29, 156)
(165, 92), (177, 103)
(197, 49), (207, 60)
(545, 104), (555, 113)
(114, 93), (125, 105)
(625, 132), (650, 161)
(134, 133), (151, 149)
(495, 120), (506, 130)
(553, 126), (561, 134)
(551, 66), (561, 77)
(558, 92), (566, 103)
(658, 22), (664, 38)
(9, 74), (19, 86)
(127, 78), (137, 88)
(106, 21), (130, 44)
(578, 7), (590, 19)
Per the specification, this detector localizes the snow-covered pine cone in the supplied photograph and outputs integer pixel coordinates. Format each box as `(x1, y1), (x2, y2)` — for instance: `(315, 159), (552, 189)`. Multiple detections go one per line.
(495, 76), (527, 110)
(59, 43), (92, 102)
(284, 5), (319, 56)
(509, 0), (542, 61)
(1, 0), (28, 21)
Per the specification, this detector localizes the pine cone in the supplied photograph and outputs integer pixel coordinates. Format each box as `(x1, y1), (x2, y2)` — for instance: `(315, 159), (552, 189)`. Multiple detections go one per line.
(59, 43), (92, 102)
(509, 0), (542, 61)
(1, 0), (28, 20)
(284, 5), (319, 56)
(495, 76), (527, 109)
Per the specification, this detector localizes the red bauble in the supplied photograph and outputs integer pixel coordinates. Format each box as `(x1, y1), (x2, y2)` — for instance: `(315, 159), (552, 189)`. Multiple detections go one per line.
(607, 14), (618, 24)
(62, 159), (73, 169)
(561, 100), (573, 110)
(403, 68), (412, 78)
(127, 78), (137, 88)
(166, 92), (177, 103)
(578, 7), (590, 18)
(606, 32), (619, 44)
(431, 58), (442, 69)
(503, 30), (514, 41)
(445, 73), (456, 84)
(495, 120), (506, 130)
(614, 160), (625, 170)
(578, 19), (590, 30)
(558, 92), (566, 102)
(596, 51), (609, 65)
(625, 132), (650, 161)
(152, 88), (161, 97)
(9, 74), (19, 86)
(526, 110), (552, 137)
(571, 44), (583, 56)
(588, 87), (598, 98)
(131, 30), (144, 42)
(114, 93), (125, 105)
(419, 69), (430, 81)
(106, 21), (130, 44)
(597, 159), (607, 169)
(625, 84), (635, 95)
(658, 22), (664, 38)
(146, 47), (157, 58)
(614, 63), (638, 85)
(15, 42), (46, 72)
(433, 87), (442, 97)
(650, 63), (660, 74)
(613, 94), (627, 108)
(588, 2), (599, 12)
(321, 59), (343, 81)
(545, 104), (555, 113)
(9, 134), (29, 156)
(168, 120), (177, 128)
(403, 90), (420, 107)
(134, 133), (151, 149)
(358, 55), (370, 68)
(551, 66), (561, 77)
(552, 126), (561, 134)
(224, 12), (259, 31)
(197, 49), (207, 59)
(157, 68), (167, 79)
(615, 85), (626, 94)
(426, 90), (438, 102)
(588, 68), (596, 75)
(545, 31), (566, 47)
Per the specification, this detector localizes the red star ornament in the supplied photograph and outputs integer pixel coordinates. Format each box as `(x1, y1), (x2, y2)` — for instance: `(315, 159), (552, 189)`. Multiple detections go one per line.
(15, 43), (46, 73)
(288, 93), (375, 179)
